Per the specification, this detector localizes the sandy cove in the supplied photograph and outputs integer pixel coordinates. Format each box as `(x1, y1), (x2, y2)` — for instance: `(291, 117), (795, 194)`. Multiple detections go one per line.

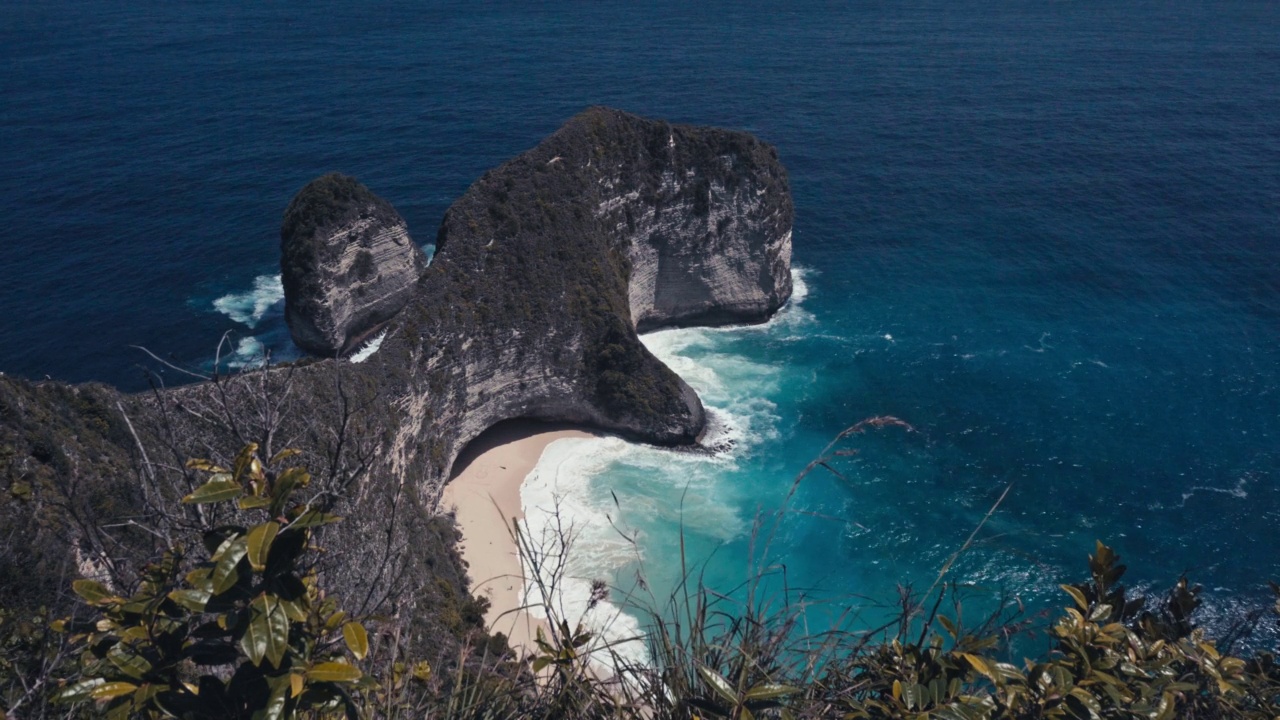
(441, 420), (594, 656)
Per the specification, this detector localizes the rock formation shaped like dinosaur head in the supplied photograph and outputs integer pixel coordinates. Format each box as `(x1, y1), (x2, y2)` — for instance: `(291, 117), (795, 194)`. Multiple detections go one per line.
(280, 172), (426, 357)
(370, 107), (793, 468)
(280, 108), (792, 476)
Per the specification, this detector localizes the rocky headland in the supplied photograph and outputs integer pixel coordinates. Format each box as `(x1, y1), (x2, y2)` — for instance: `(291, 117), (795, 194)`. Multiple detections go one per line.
(0, 107), (792, 659)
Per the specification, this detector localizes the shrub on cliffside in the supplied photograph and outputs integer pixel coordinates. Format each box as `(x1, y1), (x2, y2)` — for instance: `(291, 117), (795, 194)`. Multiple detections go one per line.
(54, 444), (374, 719)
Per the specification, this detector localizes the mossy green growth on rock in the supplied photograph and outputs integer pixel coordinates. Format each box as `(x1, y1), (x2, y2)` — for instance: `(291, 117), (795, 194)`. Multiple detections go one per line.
(281, 172), (399, 260)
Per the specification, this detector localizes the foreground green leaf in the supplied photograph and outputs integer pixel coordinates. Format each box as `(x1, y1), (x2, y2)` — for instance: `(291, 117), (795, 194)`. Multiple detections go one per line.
(211, 536), (249, 595)
(72, 579), (120, 606)
(168, 588), (211, 612)
(56, 678), (105, 703)
(247, 521), (280, 572)
(185, 458), (227, 473)
(744, 682), (801, 702)
(107, 643), (153, 679)
(307, 661), (362, 683)
(183, 477), (243, 505)
(90, 681), (139, 700)
(698, 665), (740, 705)
(342, 621), (369, 661)
(241, 594), (290, 668)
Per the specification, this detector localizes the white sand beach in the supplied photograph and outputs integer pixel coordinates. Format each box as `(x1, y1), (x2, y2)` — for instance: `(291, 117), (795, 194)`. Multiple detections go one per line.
(440, 421), (594, 655)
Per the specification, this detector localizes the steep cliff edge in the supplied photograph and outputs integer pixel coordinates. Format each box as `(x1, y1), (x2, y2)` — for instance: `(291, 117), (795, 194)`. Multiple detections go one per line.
(429, 107), (792, 335)
(576, 108), (793, 331)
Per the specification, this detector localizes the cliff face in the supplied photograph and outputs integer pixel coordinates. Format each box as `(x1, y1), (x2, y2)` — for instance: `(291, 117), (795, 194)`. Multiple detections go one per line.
(268, 107), (793, 487)
(578, 109), (794, 331)
(281, 173), (427, 357)
(358, 107), (793, 484)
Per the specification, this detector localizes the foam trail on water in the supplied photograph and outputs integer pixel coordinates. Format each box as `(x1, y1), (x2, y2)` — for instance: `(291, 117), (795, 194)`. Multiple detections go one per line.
(213, 274), (284, 328)
(1180, 474), (1251, 505)
(226, 336), (267, 369)
(519, 266), (812, 664)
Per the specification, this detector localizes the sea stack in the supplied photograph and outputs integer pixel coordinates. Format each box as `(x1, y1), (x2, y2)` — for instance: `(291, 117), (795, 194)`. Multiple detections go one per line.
(280, 173), (426, 357)
(437, 107), (794, 332)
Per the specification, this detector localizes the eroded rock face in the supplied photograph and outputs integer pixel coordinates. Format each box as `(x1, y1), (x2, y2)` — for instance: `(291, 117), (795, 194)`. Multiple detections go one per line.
(382, 107), (793, 478)
(280, 173), (426, 357)
(263, 108), (794, 487)
(579, 108), (794, 331)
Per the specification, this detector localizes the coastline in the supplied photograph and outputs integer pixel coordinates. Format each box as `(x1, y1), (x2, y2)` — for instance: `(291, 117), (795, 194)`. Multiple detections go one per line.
(442, 420), (595, 656)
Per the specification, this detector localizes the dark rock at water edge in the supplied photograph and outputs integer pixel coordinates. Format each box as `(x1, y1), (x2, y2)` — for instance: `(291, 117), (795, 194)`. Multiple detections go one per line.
(280, 172), (427, 357)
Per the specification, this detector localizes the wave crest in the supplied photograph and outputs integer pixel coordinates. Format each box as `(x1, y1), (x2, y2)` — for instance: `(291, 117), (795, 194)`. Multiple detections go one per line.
(212, 274), (284, 328)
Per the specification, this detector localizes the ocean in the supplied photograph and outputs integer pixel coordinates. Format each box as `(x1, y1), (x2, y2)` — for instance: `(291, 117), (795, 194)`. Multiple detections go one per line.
(3, 1), (1277, 650)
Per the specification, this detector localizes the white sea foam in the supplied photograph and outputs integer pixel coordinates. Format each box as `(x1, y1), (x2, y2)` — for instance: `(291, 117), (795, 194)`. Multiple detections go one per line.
(1180, 474), (1251, 505)
(226, 336), (267, 369)
(208, 273), (294, 369)
(790, 266), (812, 304)
(519, 434), (752, 668)
(1023, 331), (1054, 353)
(1146, 472), (1254, 511)
(519, 437), (651, 666)
(212, 274), (284, 328)
(518, 266), (811, 664)
(348, 330), (386, 363)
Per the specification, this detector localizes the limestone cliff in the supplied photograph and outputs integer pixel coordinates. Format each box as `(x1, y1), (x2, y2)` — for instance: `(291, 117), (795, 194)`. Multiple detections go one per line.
(0, 107), (793, 662)
(281, 173), (426, 357)
(372, 106), (793, 479)
(269, 107), (794, 488)
(579, 108), (794, 331)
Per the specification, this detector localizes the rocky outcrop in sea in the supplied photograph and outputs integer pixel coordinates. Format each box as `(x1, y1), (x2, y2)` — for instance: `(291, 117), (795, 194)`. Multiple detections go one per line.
(280, 173), (427, 357)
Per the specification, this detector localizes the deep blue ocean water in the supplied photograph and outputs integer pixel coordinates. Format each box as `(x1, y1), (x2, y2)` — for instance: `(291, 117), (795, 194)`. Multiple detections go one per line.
(4, 1), (1278, 649)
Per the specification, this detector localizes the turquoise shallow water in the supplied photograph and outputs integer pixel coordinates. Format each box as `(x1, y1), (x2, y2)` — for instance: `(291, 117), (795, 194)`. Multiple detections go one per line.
(2, 0), (1277, 648)
(523, 257), (1279, 652)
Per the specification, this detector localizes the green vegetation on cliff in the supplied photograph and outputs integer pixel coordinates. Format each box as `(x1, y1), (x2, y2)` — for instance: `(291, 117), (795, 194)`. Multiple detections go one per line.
(281, 173), (401, 262)
(0, 366), (492, 719)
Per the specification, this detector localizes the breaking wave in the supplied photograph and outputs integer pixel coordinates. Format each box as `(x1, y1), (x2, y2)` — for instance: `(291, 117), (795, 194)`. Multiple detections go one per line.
(518, 268), (813, 664)
(212, 274), (284, 329)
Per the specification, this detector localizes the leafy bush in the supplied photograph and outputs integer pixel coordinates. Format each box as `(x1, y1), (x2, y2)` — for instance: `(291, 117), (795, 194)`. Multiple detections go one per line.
(54, 444), (373, 720)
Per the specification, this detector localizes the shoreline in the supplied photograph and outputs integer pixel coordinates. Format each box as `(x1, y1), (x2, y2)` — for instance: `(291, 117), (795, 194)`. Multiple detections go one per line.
(441, 420), (595, 656)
